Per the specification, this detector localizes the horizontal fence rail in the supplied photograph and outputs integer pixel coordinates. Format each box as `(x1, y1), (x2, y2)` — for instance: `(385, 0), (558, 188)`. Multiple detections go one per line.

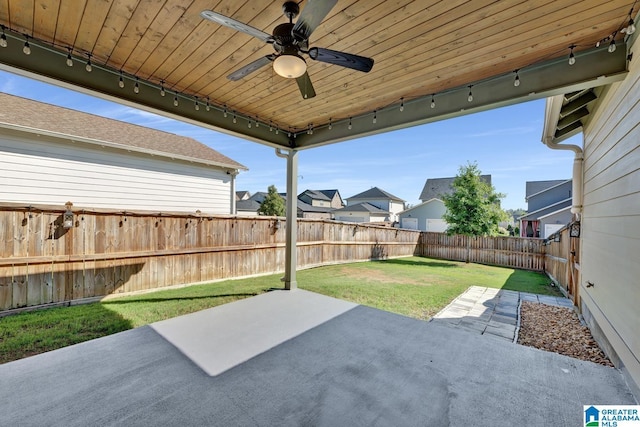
(0, 204), (574, 311)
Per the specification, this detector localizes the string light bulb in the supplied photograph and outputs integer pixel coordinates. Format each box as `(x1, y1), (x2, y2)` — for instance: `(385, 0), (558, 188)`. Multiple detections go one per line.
(233, 114), (237, 124)
(430, 94), (436, 109)
(399, 97), (404, 112)
(134, 78), (140, 93)
(513, 70), (520, 87)
(269, 121), (273, 132)
(173, 92), (179, 107)
(467, 86), (473, 102)
(205, 97), (210, 111)
(22, 36), (31, 55)
(348, 117), (352, 130)
(328, 118), (333, 130)
(626, 18), (636, 35)
(0, 26), (7, 48)
(568, 45), (576, 65)
(85, 54), (92, 72)
(159, 81), (166, 97)
(66, 48), (73, 67)
(608, 37), (617, 53)
(118, 72), (125, 88)
(373, 110), (377, 124)
(194, 96), (199, 110)
(223, 105), (228, 118)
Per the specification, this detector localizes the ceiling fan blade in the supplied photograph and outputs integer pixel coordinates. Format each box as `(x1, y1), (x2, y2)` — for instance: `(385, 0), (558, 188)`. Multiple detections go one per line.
(296, 72), (316, 99)
(308, 47), (374, 72)
(227, 55), (275, 81)
(292, 0), (338, 43)
(201, 10), (273, 43)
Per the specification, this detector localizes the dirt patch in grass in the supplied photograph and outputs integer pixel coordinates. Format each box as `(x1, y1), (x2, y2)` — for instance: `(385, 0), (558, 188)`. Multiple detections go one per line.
(517, 302), (613, 367)
(335, 266), (439, 286)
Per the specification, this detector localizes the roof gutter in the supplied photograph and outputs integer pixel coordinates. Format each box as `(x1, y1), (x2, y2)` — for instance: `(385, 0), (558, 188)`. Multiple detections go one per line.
(542, 95), (583, 218)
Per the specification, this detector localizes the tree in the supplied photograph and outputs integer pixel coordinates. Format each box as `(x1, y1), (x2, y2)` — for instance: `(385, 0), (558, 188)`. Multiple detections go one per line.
(442, 162), (507, 236)
(258, 185), (286, 216)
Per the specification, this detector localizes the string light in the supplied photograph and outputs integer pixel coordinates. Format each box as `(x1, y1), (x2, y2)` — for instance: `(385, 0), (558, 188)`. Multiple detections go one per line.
(159, 81), (166, 97)
(608, 36), (617, 53)
(513, 70), (520, 87)
(194, 96), (199, 110)
(255, 118), (259, 128)
(399, 97), (404, 112)
(66, 48), (73, 67)
(22, 35), (31, 55)
(205, 97), (210, 111)
(467, 86), (473, 102)
(269, 121), (273, 132)
(275, 127), (279, 135)
(223, 105), (228, 118)
(372, 110), (377, 124)
(348, 117), (352, 130)
(118, 72), (125, 88)
(248, 119), (252, 128)
(233, 113), (237, 123)
(173, 92), (179, 107)
(134, 77), (140, 93)
(430, 94), (436, 109)
(625, 18), (636, 35)
(328, 118), (333, 130)
(568, 45), (576, 65)
(85, 54), (92, 72)
(0, 26), (7, 48)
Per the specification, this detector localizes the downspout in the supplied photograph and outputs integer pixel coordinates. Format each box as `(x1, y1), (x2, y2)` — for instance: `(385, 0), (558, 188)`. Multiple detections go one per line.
(228, 170), (238, 215)
(542, 95), (583, 219)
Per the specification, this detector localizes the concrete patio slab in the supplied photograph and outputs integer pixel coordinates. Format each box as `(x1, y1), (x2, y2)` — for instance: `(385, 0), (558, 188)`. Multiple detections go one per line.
(0, 289), (636, 426)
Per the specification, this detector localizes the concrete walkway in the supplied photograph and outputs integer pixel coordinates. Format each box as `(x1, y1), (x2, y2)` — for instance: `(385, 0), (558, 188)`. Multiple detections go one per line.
(0, 289), (635, 426)
(431, 286), (574, 342)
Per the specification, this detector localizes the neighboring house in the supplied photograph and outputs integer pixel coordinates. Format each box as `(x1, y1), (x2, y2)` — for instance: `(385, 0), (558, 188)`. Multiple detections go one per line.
(318, 189), (345, 208)
(235, 199), (261, 216)
(332, 202), (389, 223)
(345, 187), (405, 222)
(519, 179), (572, 238)
(0, 92), (246, 214)
(419, 175), (491, 202)
(398, 198), (448, 232)
(298, 189), (332, 208)
(297, 189), (344, 219)
(246, 191), (333, 219)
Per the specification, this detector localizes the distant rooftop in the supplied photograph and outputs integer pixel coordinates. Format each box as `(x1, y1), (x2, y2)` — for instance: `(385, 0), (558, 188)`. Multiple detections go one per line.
(346, 187), (404, 202)
(420, 175), (491, 202)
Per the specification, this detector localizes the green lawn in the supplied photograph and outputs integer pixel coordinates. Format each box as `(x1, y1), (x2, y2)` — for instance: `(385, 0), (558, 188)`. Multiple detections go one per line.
(0, 256), (559, 364)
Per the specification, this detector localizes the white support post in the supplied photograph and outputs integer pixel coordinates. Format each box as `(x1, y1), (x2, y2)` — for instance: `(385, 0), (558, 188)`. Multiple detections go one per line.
(276, 148), (298, 290)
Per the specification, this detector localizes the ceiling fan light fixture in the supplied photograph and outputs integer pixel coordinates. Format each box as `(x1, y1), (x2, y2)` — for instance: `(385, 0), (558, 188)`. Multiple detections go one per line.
(273, 53), (306, 79)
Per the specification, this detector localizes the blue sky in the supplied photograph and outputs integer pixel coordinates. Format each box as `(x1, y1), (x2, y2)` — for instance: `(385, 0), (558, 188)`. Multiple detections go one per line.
(0, 70), (578, 210)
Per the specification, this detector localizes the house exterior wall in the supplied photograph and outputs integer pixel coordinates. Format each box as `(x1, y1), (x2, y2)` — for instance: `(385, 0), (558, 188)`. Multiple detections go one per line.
(0, 131), (233, 214)
(539, 209), (572, 239)
(580, 35), (640, 395)
(527, 180), (572, 212)
(328, 193), (343, 209)
(399, 200), (447, 231)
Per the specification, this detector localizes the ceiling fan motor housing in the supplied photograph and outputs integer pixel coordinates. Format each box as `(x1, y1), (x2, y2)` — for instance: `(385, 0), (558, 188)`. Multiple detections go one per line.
(282, 1), (300, 21)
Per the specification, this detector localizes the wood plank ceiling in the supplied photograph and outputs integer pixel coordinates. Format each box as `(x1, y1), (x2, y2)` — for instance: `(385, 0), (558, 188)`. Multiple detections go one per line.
(0, 0), (636, 149)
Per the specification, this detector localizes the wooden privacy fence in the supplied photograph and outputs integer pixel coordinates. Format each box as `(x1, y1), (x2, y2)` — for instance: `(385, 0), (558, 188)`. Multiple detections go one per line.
(543, 225), (580, 305)
(0, 205), (420, 311)
(0, 204), (573, 312)
(415, 232), (545, 270)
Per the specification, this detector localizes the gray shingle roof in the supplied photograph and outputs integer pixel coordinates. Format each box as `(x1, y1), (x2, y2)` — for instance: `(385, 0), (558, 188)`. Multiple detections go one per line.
(419, 175), (491, 201)
(0, 92), (246, 170)
(299, 189), (331, 201)
(333, 202), (389, 214)
(346, 187), (404, 202)
(236, 199), (261, 211)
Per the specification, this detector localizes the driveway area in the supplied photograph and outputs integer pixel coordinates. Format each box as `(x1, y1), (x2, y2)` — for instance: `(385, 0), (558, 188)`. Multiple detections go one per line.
(0, 289), (636, 426)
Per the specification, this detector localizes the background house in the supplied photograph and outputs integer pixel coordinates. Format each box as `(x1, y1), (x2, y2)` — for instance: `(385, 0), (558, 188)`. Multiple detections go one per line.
(519, 179), (572, 238)
(398, 198), (448, 232)
(344, 187), (405, 223)
(246, 189), (339, 219)
(332, 202), (389, 223)
(0, 92), (245, 215)
(419, 175), (492, 202)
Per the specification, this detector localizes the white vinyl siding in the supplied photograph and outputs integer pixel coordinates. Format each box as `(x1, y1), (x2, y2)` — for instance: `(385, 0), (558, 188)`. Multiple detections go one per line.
(0, 133), (232, 214)
(581, 35), (640, 392)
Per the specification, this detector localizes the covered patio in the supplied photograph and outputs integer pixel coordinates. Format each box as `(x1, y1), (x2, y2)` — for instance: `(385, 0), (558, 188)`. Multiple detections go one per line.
(1, 0), (639, 418)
